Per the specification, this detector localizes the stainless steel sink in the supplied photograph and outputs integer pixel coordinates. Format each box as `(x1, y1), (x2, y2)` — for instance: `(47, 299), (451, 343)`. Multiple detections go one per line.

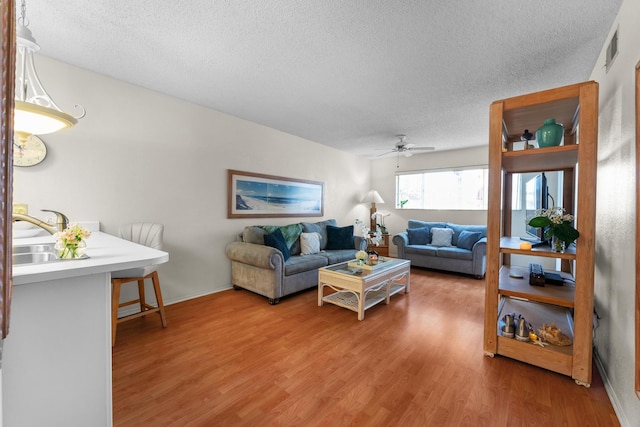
(13, 243), (56, 254)
(13, 243), (58, 265)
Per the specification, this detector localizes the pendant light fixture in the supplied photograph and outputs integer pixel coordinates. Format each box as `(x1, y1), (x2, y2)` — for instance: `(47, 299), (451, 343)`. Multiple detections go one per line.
(14, 0), (84, 142)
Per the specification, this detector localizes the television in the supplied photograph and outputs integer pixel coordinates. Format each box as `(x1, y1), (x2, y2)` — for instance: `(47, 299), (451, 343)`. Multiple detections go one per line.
(525, 173), (548, 242)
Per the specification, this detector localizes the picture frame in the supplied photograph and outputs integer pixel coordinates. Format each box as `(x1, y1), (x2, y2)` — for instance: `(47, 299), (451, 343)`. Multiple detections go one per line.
(227, 169), (324, 218)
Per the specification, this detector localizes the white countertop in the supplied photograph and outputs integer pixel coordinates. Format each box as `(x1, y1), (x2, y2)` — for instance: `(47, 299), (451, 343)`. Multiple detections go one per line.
(12, 231), (169, 285)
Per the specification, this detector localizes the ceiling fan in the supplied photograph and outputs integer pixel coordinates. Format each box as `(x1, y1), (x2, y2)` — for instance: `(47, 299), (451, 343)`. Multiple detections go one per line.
(377, 135), (435, 157)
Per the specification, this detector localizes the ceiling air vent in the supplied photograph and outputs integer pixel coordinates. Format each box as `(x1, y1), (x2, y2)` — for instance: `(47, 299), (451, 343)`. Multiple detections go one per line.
(605, 28), (618, 72)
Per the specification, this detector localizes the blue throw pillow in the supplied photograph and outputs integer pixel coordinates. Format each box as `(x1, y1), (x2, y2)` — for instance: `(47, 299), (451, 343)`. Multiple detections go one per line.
(457, 230), (482, 250)
(263, 228), (291, 260)
(407, 226), (430, 245)
(325, 225), (355, 250)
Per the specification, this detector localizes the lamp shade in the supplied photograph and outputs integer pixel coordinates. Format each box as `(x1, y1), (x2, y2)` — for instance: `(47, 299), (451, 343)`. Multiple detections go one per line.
(361, 190), (384, 204)
(14, 101), (77, 137)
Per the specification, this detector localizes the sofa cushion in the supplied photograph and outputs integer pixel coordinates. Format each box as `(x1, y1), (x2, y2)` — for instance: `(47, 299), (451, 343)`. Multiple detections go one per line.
(436, 246), (474, 261)
(300, 232), (322, 255)
(408, 220), (447, 230)
(407, 226), (430, 245)
(301, 219), (337, 250)
(260, 223), (302, 251)
(284, 254), (328, 275)
(431, 227), (454, 247)
(263, 228), (291, 260)
(405, 245), (438, 256)
(319, 249), (358, 265)
(445, 223), (487, 246)
(457, 230), (482, 250)
(325, 225), (355, 250)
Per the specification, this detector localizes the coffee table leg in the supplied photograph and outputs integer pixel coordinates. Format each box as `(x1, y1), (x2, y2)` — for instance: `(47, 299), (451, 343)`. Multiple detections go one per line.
(357, 291), (365, 320)
(318, 282), (324, 307)
(385, 281), (391, 304)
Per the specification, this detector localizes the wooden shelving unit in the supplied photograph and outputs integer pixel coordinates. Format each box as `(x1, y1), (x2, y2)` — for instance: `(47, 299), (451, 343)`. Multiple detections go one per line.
(483, 81), (598, 386)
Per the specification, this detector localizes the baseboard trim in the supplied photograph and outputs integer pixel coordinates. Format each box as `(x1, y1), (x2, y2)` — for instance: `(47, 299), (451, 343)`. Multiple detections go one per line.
(117, 286), (232, 318)
(594, 347), (631, 427)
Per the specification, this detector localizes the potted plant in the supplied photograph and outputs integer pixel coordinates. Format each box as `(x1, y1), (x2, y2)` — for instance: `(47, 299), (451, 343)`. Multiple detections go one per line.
(528, 207), (579, 252)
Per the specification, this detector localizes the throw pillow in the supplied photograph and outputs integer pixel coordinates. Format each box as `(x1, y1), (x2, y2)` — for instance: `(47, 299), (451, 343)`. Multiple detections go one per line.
(260, 223), (302, 250)
(325, 225), (355, 250)
(300, 232), (321, 255)
(263, 228), (291, 260)
(407, 226), (430, 245)
(301, 219), (337, 250)
(431, 227), (454, 247)
(457, 230), (482, 250)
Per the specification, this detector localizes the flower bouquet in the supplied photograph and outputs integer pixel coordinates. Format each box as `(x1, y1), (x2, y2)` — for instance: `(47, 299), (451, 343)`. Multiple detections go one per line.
(528, 207), (579, 252)
(54, 223), (91, 259)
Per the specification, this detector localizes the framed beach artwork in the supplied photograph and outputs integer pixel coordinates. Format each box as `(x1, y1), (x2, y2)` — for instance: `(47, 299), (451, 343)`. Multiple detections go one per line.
(227, 170), (324, 218)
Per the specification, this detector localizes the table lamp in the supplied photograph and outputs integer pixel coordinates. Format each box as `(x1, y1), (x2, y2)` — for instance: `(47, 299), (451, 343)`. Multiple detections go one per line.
(361, 190), (385, 230)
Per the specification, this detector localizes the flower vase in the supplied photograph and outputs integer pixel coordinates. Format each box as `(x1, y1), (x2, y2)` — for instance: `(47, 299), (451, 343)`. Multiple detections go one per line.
(536, 118), (564, 147)
(55, 240), (87, 259)
(551, 236), (565, 253)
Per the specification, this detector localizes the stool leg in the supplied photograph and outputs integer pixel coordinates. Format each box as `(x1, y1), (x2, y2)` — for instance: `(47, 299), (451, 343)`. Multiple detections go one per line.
(151, 271), (167, 327)
(111, 279), (122, 346)
(138, 279), (146, 313)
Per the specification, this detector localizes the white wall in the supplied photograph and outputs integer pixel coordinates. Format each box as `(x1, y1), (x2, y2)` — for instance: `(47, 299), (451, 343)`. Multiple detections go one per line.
(13, 57), (371, 305)
(370, 146), (488, 255)
(589, 0), (640, 424)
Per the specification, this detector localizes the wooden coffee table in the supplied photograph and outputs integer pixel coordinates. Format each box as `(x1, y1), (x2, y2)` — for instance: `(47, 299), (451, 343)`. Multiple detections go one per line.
(318, 258), (410, 320)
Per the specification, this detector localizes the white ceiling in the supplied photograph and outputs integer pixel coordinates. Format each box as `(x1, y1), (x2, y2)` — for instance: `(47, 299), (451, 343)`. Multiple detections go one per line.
(24, 0), (621, 158)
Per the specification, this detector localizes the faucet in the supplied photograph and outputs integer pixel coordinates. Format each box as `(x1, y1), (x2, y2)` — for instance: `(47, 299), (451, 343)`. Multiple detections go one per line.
(12, 209), (69, 235)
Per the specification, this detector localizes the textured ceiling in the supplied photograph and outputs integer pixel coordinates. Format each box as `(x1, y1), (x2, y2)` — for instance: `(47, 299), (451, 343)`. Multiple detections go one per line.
(23, 0), (621, 158)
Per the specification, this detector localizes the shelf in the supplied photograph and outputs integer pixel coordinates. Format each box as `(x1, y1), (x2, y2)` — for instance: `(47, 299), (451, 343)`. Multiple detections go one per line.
(322, 283), (405, 312)
(499, 265), (575, 308)
(485, 81), (597, 386)
(497, 298), (574, 376)
(502, 145), (578, 173)
(500, 237), (576, 260)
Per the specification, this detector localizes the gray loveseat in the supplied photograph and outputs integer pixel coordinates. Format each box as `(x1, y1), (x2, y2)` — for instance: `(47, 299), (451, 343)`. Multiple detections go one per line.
(392, 220), (487, 279)
(225, 219), (365, 304)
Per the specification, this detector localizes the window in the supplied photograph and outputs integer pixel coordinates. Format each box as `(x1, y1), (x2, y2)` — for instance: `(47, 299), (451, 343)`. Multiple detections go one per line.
(396, 167), (488, 210)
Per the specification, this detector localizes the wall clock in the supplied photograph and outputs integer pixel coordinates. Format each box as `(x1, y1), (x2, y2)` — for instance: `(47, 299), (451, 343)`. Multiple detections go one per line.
(13, 135), (47, 167)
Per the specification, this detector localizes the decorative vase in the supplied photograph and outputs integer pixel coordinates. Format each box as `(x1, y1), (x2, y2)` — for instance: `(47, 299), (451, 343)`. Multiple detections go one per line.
(536, 118), (564, 147)
(55, 240), (87, 259)
(551, 236), (565, 253)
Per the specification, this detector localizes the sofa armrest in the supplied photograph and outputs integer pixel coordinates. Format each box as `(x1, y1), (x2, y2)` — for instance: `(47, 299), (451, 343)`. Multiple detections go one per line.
(392, 232), (409, 258)
(354, 235), (367, 251)
(471, 237), (487, 278)
(225, 241), (285, 270)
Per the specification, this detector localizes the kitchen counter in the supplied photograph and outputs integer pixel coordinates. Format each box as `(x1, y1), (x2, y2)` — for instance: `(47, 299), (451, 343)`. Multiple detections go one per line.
(12, 230), (169, 285)
(4, 230), (169, 427)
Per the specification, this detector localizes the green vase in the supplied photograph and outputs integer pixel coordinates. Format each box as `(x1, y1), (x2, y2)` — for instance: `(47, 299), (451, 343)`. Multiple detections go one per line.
(536, 118), (564, 147)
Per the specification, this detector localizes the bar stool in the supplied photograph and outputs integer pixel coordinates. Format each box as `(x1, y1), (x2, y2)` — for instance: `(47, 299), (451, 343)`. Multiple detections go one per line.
(111, 223), (167, 346)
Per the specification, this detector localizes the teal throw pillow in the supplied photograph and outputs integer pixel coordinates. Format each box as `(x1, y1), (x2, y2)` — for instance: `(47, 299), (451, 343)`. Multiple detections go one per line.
(263, 228), (291, 260)
(457, 230), (482, 250)
(407, 226), (430, 245)
(325, 225), (355, 250)
(260, 223), (302, 250)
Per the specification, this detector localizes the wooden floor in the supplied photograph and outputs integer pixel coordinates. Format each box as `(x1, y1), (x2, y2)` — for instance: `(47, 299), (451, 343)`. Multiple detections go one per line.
(112, 268), (619, 426)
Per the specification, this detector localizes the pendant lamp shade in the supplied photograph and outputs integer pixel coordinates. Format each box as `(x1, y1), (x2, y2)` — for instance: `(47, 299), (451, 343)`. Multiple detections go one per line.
(14, 1), (83, 141)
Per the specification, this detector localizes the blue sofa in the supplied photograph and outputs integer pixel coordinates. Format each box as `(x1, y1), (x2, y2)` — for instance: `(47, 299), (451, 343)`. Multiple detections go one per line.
(392, 220), (487, 279)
